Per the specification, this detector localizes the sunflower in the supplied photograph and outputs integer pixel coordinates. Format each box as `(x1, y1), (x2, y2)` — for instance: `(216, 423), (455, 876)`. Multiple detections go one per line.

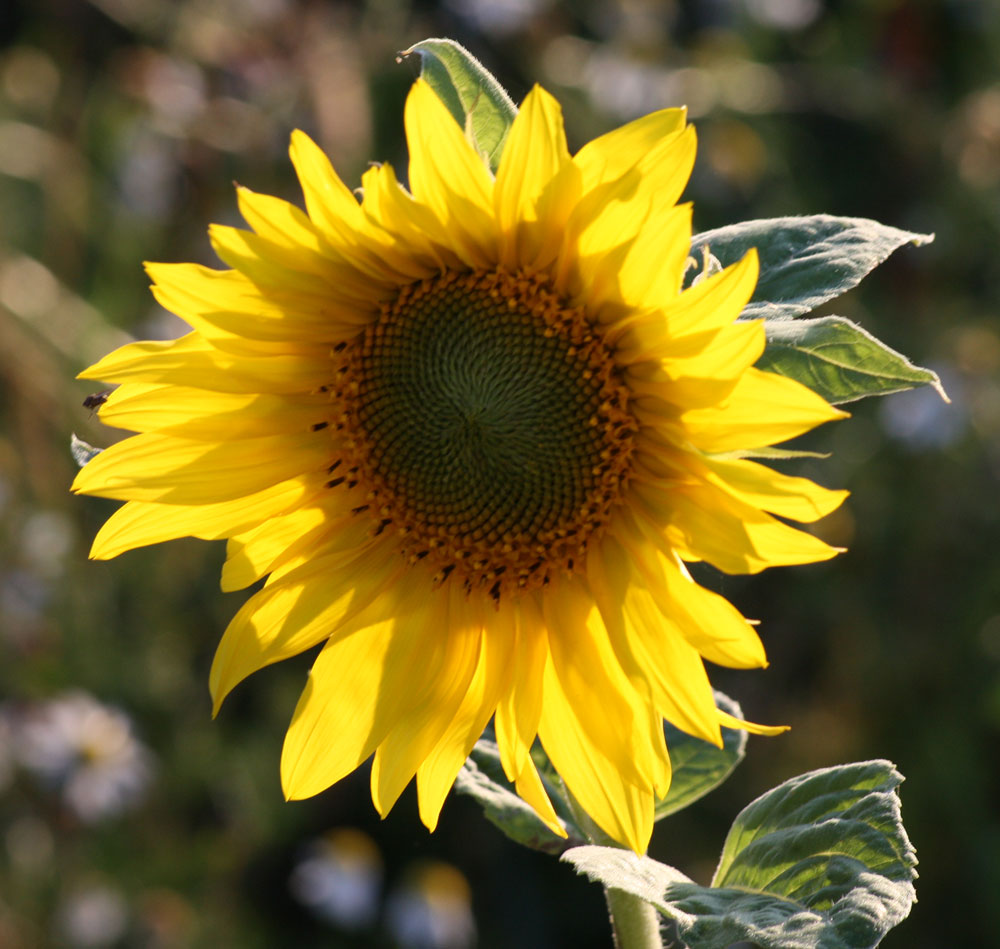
(72, 79), (847, 853)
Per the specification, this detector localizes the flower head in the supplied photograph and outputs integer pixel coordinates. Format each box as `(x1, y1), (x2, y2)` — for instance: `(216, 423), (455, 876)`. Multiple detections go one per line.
(73, 80), (846, 852)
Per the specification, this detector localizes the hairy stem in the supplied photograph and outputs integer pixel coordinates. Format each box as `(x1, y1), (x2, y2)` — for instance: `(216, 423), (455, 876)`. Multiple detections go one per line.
(604, 886), (664, 949)
(559, 777), (664, 949)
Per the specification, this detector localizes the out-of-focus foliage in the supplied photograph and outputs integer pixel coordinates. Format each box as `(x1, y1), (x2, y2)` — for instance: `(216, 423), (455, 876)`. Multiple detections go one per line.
(1, 0), (998, 946)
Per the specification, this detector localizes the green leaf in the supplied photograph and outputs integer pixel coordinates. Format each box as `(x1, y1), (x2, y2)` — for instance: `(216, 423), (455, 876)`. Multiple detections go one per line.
(454, 728), (581, 855)
(758, 315), (947, 404)
(656, 691), (747, 820)
(398, 38), (517, 173)
(712, 759), (915, 890)
(690, 215), (933, 321)
(564, 760), (917, 949)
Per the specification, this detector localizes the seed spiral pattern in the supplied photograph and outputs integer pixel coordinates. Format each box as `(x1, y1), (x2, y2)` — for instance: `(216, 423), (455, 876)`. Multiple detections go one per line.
(331, 269), (637, 598)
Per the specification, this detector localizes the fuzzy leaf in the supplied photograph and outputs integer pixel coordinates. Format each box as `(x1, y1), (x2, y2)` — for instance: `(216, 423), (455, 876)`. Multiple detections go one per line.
(691, 215), (933, 321)
(759, 315), (946, 404)
(565, 760), (917, 949)
(399, 38), (517, 173)
(656, 691), (747, 820)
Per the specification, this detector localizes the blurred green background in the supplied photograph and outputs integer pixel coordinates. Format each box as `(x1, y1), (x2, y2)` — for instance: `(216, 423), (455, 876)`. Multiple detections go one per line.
(1, 0), (998, 946)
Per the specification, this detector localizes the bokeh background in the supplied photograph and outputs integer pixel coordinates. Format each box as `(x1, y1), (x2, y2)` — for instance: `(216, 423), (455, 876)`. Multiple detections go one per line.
(1, 0), (998, 946)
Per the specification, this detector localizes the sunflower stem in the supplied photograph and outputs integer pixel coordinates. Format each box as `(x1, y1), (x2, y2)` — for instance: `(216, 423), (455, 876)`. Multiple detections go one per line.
(604, 886), (664, 949)
(558, 777), (664, 948)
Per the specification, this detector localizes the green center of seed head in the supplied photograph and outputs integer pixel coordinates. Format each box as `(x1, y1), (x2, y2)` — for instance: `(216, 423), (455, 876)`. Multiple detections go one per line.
(355, 275), (608, 543)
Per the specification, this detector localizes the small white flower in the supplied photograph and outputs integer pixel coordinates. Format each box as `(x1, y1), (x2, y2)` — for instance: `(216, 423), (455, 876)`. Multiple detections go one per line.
(289, 828), (382, 930)
(15, 691), (153, 821)
(385, 862), (476, 949)
(57, 883), (129, 947)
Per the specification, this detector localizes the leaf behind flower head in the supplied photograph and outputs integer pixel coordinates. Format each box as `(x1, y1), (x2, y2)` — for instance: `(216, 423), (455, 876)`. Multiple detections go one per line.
(690, 215), (933, 321)
(655, 690), (748, 821)
(689, 215), (943, 404)
(758, 315), (947, 404)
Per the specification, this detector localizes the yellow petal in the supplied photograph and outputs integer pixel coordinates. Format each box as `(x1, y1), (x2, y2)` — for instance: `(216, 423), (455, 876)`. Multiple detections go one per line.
(611, 204), (693, 312)
(280, 615), (399, 799)
(235, 186), (335, 260)
(289, 130), (426, 282)
(551, 179), (644, 302)
(359, 162), (464, 275)
(585, 535), (723, 746)
(718, 709), (789, 736)
(682, 367), (848, 453)
(404, 78), (497, 269)
(211, 539), (403, 713)
(574, 107), (689, 192)
(512, 756), (567, 839)
(494, 85), (570, 269)
(79, 332), (336, 395)
(370, 585), (485, 817)
(569, 199), (692, 316)
(542, 582), (655, 789)
(699, 455), (849, 523)
(613, 514), (767, 669)
(495, 596), (548, 780)
(288, 129), (366, 243)
(415, 603), (515, 831)
(89, 476), (319, 560)
(559, 123), (696, 309)
(220, 500), (365, 592)
(208, 224), (343, 298)
(626, 320), (766, 411)
(538, 651), (654, 854)
(72, 430), (332, 503)
(98, 384), (332, 439)
(235, 187), (392, 299)
(611, 250), (759, 356)
(146, 262), (370, 346)
(637, 480), (843, 574)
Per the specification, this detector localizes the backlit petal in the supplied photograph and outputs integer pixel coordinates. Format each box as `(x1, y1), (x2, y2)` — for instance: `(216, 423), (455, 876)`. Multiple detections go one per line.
(72, 430), (331, 503)
(682, 367), (849, 452)
(89, 476), (320, 560)
(370, 585), (484, 816)
(415, 603), (515, 831)
(404, 78), (497, 269)
(210, 540), (403, 712)
(495, 85), (570, 269)
(538, 651), (654, 854)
